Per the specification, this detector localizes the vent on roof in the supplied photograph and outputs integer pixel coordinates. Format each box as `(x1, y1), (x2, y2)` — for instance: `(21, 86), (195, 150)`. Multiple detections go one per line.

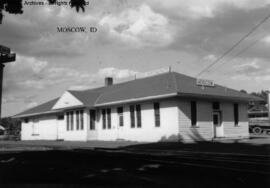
(105, 77), (113, 86)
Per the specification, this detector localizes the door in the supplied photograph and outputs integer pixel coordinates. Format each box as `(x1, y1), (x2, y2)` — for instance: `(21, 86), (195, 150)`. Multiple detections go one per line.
(117, 107), (125, 140)
(213, 111), (224, 138)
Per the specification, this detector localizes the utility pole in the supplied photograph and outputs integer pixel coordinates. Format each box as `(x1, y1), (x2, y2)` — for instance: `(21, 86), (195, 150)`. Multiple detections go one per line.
(0, 45), (16, 118)
(267, 92), (270, 125)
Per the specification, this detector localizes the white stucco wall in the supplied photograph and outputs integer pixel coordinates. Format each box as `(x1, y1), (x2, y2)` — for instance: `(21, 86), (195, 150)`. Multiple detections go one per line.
(21, 98), (249, 142)
(223, 103), (249, 138)
(177, 99), (249, 141)
(92, 98), (179, 142)
(21, 115), (58, 140)
(52, 91), (83, 110)
(178, 100), (213, 141)
(62, 109), (88, 141)
(21, 110), (88, 141)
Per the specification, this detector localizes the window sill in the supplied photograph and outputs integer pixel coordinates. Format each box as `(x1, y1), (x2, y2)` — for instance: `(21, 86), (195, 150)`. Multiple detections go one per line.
(190, 126), (200, 128)
(32, 134), (40, 136)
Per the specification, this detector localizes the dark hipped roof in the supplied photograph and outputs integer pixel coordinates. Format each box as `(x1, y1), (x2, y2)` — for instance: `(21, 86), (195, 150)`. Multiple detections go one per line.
(14, 72), (262, 118)
(14, 98), (59, 118)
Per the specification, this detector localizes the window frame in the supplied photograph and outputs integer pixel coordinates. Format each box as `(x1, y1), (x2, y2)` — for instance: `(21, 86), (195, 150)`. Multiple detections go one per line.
(107, 108), (111, 129)
(80, 110), (84, 130)
(90, 110), (96, 130)
(70, 111), (74, 130)
(76, 111), (80, 130)
(136, 104), (141, 128)
(117, 107), (124, 127)
(66, 112), (70, 131)
(102, 109), (106, 129)
(154, 102), (160, 127)
(191, 101), (197, 127)
(234, 103), (239, 126)
(130, 105), (135, 128)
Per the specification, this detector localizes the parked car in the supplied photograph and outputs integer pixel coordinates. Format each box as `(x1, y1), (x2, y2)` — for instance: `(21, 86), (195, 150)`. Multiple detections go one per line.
(248, 111), (270, 134)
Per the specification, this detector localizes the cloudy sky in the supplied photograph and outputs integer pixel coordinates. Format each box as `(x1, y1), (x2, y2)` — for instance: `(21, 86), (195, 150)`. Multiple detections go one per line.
(1, 0), (270, 117)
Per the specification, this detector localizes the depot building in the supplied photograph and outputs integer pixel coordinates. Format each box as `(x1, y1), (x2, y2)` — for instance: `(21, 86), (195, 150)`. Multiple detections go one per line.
(13, 71), (260, 142)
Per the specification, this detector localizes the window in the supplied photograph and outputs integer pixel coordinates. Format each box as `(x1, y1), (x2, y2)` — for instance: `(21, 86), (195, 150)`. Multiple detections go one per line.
(191, 101), (197, 127)
(107, 108), (111, 129)
(76, 111), (80, 130)
(234, 103), (239, 126)
(24, 118), (29, 123)
(32, 119), (39, 135)
(154, 103), (160, 127)
(130, 105), (142, 128)
(66, 112), (70, 131)
(90, 110), (96, 130)
(136, 105), (141, 128)
(80, 110), (84, 130)
(70, 111), (74, 130)
(57, 114), (64, 120)
(117, 107), (124, 127)
(102, 109), (106, 129)
(213, 102), (220, 110)
(213, 113), (219, 125)
(130, 105), (135, 128)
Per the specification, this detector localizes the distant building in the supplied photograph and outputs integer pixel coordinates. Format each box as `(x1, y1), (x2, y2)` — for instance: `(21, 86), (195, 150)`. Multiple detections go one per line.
(0, 125), (6, 136)
(14, 71), (260, 142)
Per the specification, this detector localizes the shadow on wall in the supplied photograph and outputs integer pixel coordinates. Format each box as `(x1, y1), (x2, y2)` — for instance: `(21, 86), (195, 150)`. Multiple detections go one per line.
(160, 128), (207, 142)
(187, 128), (207, 142)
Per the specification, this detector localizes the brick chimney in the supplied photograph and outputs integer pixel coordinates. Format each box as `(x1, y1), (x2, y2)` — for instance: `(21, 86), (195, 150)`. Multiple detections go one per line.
(105, 77), (113, 86)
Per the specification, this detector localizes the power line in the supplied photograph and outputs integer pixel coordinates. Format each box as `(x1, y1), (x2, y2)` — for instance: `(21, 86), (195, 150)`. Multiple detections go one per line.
(213, 31), (269, 71)
(196, 11), (270, 77)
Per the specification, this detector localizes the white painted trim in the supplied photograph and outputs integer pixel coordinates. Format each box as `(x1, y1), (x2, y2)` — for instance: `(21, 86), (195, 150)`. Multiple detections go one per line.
(14, 93), (178, 118)
(52, 91), (83, 110)
(13, 110), (62, 118)
(95, 93), (178, 107)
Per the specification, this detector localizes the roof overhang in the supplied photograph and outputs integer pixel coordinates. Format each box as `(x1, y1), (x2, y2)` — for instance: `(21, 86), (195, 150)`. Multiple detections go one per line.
(177, 93), (261, 102)
(95, 93), (178, 107)
(12, 110), (63, 119)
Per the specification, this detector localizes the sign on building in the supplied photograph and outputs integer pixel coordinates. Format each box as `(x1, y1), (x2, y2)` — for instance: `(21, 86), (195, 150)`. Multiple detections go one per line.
(196, 79), (215, 87)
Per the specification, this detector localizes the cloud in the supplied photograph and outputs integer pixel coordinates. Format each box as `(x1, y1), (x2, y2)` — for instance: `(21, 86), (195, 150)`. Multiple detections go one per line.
(231, 58), (270, 81)
(16, 66), (90, 89)
(97, 67), (137, 79)
(3, 55), (49, 94)
(167, 3), (270, 60)
(26, 102), (38, 109)
(203, 54), (216, 62)
(3, 94), (37, 105)
(262, 35), (270, 44)
(147, 0), (270, 19)
(14, 65), (139, 90)
(11, 55), (48, 74)
(0, 5), (99, 58)
(99, 4), (174, 47)
(234, 59), (261, 75)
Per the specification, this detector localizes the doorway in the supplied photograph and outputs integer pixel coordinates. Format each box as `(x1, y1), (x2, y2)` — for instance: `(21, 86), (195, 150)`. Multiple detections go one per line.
(213, 111), (224, 138)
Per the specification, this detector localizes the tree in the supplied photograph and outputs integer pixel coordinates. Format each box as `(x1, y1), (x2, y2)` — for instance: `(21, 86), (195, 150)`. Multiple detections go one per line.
(240, 89), (247, 94)
(0, 117), (21, 140)
(0, 0), (86, 24)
